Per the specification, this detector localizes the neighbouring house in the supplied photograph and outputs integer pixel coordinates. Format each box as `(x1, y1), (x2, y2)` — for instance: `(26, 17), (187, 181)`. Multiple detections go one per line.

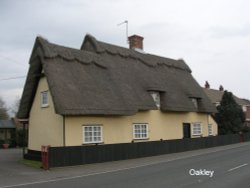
(203, 81), (250, 127)
(242, 99), (250, 127)
(17, 34), (217, 153)
(0, 119), (16, 143)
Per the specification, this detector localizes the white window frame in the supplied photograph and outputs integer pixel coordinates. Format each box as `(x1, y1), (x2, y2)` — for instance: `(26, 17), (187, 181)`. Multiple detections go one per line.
(82, 125), (103, 144)
(133, 123), (148, 140)
(208, 124), (213, 136)
(215, 102), (220, 107)
(41, 91), (49, 107)
(191, 98), (198, 108)
(192, 123), (202, 136)
(149, 91), (160, 108)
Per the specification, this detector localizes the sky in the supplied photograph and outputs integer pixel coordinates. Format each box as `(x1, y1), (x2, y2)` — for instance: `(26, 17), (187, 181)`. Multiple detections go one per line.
(1, 0), (250, 113)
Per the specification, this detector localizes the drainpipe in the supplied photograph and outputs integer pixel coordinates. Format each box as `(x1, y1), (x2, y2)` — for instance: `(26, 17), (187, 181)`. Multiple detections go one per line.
(22, 122), (26, 158)
(63, 115), (65, 146)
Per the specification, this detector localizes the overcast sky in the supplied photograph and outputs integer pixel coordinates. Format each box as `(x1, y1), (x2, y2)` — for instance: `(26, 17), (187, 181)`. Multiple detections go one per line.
(1, 0), (250, 111)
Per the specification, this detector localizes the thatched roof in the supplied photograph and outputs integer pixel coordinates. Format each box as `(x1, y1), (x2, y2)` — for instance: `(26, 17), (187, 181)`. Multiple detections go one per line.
(17, 34), (216, 118)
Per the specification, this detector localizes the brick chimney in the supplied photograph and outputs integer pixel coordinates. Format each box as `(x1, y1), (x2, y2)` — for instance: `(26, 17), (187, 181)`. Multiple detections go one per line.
(128, 35), (144, 50)
(219, 85), (224, 91)
(205, 81), (210, 89)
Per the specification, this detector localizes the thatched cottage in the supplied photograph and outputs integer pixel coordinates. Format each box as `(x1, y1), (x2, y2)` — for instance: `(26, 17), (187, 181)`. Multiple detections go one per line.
(18, 34), (217, 152)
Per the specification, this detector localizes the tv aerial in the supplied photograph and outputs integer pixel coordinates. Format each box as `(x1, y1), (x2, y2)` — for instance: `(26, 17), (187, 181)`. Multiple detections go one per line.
(117, 20), (129, 44)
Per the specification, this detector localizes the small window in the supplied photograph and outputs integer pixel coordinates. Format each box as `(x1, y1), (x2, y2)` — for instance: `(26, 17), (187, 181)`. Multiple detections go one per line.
(191, 98), (198, 108)
(133, 123), (148, 140)
(208, 124), (213, 136)
(242, 106), (247, 112)
(41, 91), (49, 107)
(149, 91), (160, 108)
(192, 123), (202, 136)
(215, 102), (220, 107)
(83, 125), (103, 144)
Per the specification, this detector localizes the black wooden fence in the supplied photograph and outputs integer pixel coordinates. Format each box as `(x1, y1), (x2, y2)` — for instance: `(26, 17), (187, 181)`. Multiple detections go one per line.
(48, 133), (250, 168)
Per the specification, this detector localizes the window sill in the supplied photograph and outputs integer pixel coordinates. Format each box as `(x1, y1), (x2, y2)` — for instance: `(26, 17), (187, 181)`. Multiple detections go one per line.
(41, 105), (49, 108)
(132, 138), (149, 141)
(82, 142), (104, 146)
(192, 135), (203, 137)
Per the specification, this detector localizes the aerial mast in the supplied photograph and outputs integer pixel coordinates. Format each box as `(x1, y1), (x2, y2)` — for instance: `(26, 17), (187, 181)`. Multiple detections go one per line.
(117, 20), (129, 44)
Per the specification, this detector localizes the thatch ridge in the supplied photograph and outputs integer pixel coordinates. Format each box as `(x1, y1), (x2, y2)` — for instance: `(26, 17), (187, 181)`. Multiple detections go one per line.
(38, 36), (108, 68)
(82, 34), (192, 72)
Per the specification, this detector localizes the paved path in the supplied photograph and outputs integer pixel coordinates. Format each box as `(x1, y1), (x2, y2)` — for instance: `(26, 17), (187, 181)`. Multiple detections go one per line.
(1, 142), (250, 187)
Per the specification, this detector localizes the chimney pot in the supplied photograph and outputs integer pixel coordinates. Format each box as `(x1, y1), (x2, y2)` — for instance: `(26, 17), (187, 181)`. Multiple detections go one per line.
(128, 35), (144, 50)
(219, 85), (224, 91)
(205, 81), (210, 89)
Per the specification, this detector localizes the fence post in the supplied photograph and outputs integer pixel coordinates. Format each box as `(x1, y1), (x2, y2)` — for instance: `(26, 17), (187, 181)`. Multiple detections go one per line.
(41, 145), (50, 170)
(239, 132), (244, 143)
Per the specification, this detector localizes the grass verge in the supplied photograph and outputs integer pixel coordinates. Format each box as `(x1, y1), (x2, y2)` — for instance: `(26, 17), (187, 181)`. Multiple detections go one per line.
(19, 159), (42, 169)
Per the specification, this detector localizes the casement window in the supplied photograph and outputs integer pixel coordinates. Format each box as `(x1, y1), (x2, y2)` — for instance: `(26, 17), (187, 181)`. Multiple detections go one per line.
(41, 91), (49, 107)
(191, 98), (198, 108)
(133, 123), (148, 140)
(215, 102), (220, 107)
(82, 125), (103, 144)
(208, 124), (213, 136)
(149, 91), (160, 108)
(192, 123), (202, 136)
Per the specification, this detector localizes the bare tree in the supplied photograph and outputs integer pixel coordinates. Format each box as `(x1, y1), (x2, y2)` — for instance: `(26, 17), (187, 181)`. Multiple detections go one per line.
(11, 97), (20, 117)
(0, 97), (9, 120)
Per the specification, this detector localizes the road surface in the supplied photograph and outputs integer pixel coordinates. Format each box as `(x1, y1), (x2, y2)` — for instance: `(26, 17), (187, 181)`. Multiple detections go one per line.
(1, 143), (250, 188)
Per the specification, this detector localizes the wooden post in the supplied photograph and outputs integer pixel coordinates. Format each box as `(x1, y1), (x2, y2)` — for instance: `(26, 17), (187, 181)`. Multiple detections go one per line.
(41, 145), (50, 170)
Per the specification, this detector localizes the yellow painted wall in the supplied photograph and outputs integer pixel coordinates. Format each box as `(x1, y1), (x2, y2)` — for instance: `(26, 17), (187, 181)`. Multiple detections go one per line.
(65, 111), (218, 146)
(29, 76), (63, 151)
(28, 77), (218, 150)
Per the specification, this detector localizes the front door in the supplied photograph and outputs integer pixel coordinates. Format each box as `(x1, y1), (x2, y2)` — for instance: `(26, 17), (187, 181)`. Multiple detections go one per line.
(183, 123), (191, 138)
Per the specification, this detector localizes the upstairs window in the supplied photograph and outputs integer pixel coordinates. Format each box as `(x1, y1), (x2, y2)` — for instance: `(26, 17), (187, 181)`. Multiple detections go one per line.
(41, 91), (49, 107)
(191, 98), (198, 108)
(215, 102), (220, 107)
(149, 91), (160, 108)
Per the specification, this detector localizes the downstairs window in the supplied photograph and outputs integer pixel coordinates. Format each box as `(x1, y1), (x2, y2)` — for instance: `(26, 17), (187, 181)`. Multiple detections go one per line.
(133, 123), (148, 140)
(192, 123), (202, 136)
(82, 125), (103, 144)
